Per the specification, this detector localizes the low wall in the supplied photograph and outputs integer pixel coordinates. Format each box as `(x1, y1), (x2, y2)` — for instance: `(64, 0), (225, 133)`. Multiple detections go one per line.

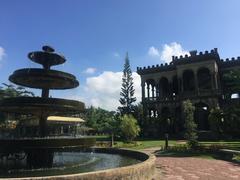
(10, 148), (156, 180)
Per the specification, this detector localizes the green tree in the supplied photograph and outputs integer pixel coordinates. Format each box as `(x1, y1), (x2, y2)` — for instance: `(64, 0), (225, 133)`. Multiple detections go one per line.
(183, 100), (198, 148)
(120, 114), (140, 142)
(223, 70), (240, 99)
(132, 103), (144, 127)
(119, 53), (136, 115)
(223, 105), (240, 137)
(0, 83), (34, 123)
(0, 83), (34, 99)
(84, 106), (120, 135)
(208, 107), (224, 137)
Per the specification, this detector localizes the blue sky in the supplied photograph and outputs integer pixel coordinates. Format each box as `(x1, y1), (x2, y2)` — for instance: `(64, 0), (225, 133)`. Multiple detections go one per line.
(1, 0), (240, 110)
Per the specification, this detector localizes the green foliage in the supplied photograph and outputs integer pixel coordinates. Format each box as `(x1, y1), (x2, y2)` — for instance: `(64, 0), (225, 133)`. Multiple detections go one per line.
(120, 114), (140, 142)
(208, 105), (240, 138)
(132, 103), (146, 135)
(119, 53), (136, 115)
(223, 105), (240, 137)
(84, 106), (120, 135)
(132, 103), (144, 122)
(208, 107), (224, 136)
(223, 70), (240, 99)
(209, 66), (240, 137)
(164, 144), (189, 152)
(0, 83), (34, 100)
(183, 100), (198, 148)
(0, 83), (34, 123)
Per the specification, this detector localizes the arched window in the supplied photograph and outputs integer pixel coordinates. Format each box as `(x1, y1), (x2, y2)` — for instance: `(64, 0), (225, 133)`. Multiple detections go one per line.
(145, 79), (155, 99)
(197, 68), (211, 90)
(194, 102), (210, 130)
(161, 107), (171, 132)
(183, 70), (195, 91)
(159, 77), (169, 98)
(148, 108), (158, 118)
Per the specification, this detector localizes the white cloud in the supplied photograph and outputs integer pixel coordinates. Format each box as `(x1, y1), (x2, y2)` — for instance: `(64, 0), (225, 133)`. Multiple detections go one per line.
(0, 47), (6, 61)
(160, 42), (189, 63)
(113, 52), (120, 58)
(148, 46), (160, 57)
(148, 42), (189, 63)
(83, 67), (97, 74)
(84, 71), (141, 111)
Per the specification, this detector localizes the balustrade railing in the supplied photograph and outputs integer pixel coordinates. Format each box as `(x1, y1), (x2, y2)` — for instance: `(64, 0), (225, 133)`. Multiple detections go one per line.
(143, 89), (221, 102)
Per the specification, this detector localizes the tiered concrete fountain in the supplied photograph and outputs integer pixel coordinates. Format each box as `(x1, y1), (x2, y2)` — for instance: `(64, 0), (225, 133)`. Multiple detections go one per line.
(0, 46), (155, 179)
(0, 46), (95, 168)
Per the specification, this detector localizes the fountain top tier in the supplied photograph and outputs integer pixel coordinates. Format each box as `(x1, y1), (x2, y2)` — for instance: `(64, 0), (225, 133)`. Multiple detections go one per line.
(9, 46), (79, 90)
(28, 45), (66, 69)
(0, 46), (84, 116)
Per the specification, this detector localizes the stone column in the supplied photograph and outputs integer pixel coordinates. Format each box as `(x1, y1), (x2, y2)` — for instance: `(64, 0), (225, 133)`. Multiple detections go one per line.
(141, 82), (145, 102)
(147, 84), (150, 100)
(156, 83), (159, 98)
(152, 84), (155, 99)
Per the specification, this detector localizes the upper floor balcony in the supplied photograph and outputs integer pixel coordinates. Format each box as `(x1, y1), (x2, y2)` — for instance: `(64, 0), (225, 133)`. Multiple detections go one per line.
(143, 89), (222, 104)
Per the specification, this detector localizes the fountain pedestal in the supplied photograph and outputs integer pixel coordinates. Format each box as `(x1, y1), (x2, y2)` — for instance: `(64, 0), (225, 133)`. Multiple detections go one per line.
(26, 149), (54, 168)
(0, 46), (95, 168)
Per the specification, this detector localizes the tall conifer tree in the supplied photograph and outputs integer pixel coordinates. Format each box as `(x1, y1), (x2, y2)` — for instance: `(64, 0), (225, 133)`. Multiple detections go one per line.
(119, 53), (136, 115)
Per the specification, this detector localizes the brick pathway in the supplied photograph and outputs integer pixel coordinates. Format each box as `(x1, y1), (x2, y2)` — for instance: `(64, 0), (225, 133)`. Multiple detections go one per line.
(143, 148), (240, 180)
(155, 157), (240, 180)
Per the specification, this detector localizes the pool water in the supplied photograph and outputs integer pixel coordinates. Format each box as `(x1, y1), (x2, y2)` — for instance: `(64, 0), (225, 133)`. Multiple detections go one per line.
(0, 151), (140, 178)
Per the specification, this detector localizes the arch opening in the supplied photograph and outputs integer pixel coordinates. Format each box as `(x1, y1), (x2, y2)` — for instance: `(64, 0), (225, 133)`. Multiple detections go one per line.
(183, 70), (195, 92)
(159, 77), (169, 98)
(194, 102), (210, 130)
(197, 68), (211, 90)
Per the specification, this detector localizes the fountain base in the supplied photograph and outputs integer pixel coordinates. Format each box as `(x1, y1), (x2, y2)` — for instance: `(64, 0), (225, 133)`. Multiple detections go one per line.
(0, 148), (155, 180)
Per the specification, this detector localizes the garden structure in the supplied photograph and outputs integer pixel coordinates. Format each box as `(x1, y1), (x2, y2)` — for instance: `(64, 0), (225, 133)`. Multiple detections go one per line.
(137, 48), (240, 136)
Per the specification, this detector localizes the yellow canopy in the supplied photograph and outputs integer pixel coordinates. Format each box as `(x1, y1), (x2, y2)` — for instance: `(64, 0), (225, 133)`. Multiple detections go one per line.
(47, 116), (85, 123)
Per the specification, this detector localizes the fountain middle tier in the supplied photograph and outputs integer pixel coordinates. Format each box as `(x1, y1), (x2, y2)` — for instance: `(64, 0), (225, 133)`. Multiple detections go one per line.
(9, 68), (79, 90)
(0, 137), (96, 169)
(0, 137), (96, 154)
(0, 97), (84, 115)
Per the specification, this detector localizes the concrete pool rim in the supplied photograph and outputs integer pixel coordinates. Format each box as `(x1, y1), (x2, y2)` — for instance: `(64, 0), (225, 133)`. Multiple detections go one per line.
(5, 147), (156, 180)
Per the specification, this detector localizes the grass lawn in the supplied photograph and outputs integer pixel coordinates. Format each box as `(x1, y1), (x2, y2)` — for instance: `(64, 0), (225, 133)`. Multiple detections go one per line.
(199, 141), (240, 150)
(93, 136), (240, 162)
(114, 140), (177, 150)
(93, 135), (177, 149)
(90, 135), (109, 141)
(155, 150), (221, 160)
(94, 135), (240, 151)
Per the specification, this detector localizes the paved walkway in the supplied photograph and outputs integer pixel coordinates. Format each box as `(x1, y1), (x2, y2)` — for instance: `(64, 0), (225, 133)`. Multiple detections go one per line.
(143, 148), (240, 180)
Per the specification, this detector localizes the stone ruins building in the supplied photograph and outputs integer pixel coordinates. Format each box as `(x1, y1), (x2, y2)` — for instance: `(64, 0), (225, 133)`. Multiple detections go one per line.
(137, 48), (240, 136)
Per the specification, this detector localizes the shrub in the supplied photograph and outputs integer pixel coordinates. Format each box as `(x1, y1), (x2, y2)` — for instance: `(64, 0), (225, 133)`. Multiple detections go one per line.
(120, 114), (140, 142)
(183, 100), (198, 149)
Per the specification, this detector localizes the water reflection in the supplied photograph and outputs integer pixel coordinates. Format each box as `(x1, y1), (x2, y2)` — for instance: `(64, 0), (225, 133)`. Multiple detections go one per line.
(0, 152), (140, 178)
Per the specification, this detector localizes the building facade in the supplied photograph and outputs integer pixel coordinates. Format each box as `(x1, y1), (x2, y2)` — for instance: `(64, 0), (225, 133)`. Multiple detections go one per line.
(137, 48), (240, 136)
